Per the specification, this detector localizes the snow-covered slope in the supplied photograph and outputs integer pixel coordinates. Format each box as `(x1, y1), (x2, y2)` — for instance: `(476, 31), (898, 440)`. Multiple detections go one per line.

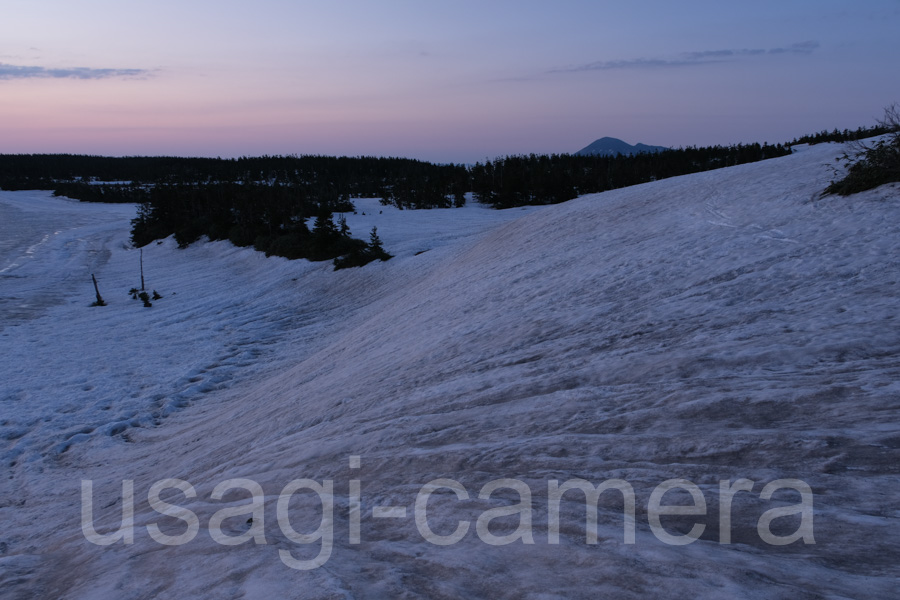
(2, 143), (899, 599)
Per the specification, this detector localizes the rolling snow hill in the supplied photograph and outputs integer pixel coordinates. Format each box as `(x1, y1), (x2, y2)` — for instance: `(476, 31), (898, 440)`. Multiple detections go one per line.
(1, 141), (899, 599)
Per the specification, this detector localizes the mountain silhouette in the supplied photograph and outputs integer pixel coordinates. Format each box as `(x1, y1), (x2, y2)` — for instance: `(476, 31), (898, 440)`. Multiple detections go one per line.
(576, 136), (668, 156)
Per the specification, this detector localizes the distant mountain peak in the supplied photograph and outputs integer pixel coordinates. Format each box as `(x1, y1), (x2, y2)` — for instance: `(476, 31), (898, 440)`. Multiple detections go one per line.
(576, 137), (668, 157)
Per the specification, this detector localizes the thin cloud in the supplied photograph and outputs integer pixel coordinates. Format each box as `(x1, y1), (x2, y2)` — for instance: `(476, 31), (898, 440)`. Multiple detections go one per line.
(551, 41), (819, 73)
(0, 63), (149, 80)
(682, 48), (766, 60)
(551, 57), (707, 72)
(767, 40), (819, 54)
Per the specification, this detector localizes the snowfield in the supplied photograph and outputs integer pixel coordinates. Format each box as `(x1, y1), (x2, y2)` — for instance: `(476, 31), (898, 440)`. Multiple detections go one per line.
(1, 142), (899, 599)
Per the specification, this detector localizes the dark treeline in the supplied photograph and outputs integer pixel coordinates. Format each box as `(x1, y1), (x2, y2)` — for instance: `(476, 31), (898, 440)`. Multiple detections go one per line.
(0, 155), (229, 191)
(381, 160), (468, 209)
(471, 143), (791, 209)
(789, 124), (894, 146)
(0, 122), (888, 264)
(51, 181), (152, 204)
(0, 153), (469, 208)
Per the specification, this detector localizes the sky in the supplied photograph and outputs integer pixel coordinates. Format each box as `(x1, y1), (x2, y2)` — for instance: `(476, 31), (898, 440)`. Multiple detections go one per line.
(1, 0), (898, 163)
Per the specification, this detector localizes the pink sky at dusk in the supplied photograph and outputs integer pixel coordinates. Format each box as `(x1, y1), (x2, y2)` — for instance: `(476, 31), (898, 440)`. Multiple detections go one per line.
(1, 0), (898, 163)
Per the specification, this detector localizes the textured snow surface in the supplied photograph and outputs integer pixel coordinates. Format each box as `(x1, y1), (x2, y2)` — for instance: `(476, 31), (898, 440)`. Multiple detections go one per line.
(2, 143), (899, 599)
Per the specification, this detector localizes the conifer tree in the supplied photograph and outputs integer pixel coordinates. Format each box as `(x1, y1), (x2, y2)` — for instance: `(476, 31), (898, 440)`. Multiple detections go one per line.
(367, 226), (391, 261)
(368, 226), (384, 254)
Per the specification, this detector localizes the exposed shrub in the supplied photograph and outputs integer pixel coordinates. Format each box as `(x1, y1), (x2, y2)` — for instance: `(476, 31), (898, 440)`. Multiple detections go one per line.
(826, 104), (900, 195)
